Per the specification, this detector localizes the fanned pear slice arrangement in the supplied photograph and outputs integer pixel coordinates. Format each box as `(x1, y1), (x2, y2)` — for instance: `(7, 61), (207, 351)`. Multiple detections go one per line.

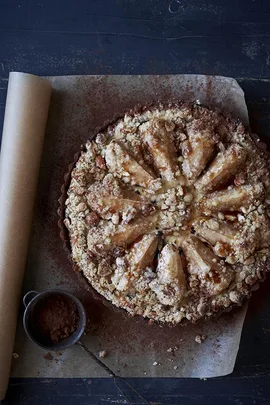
(65, 103), (270, 325)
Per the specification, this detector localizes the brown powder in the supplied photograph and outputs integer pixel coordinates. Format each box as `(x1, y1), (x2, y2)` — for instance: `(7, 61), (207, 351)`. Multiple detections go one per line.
(32, 294), (79, 344)
(43, 352), (54, 361)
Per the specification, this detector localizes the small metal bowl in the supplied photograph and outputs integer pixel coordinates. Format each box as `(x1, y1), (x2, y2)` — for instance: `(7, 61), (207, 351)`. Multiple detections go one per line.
(23, 289), (86, 351)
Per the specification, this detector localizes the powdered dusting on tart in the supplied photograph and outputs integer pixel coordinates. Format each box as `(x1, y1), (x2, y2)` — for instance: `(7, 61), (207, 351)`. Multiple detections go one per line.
(64, 103), (270, 324)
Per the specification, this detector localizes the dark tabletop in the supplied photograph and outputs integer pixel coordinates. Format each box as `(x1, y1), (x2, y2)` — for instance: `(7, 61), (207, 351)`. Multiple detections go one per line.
(1, 0), (270, 404)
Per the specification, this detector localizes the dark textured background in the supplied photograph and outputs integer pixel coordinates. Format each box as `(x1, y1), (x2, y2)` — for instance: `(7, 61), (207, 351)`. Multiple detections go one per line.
(1, 0), (270, 404)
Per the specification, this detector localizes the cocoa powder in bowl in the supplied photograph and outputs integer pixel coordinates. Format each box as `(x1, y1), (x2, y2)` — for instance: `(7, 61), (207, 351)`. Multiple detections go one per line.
(32, 293), (79, 344)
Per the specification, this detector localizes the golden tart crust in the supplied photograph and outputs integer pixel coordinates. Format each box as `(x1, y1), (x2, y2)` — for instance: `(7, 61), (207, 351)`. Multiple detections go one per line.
(64, 103), (270, 324)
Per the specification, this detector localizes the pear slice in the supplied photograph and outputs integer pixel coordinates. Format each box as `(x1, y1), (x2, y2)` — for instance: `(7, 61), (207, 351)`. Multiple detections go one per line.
(193, 217), (237, 247)
(105, 140), (161, 191)
(150, 244), (186, 306)
(181, 236), (234, 296)
(140, 119), (179, 182)
(128, 234), (159, 274)
(112, 233), (159, 292)
(193, 217), (237, 258)
(87, 176), (151, 220)
(182, 121), (217, 180)
(87, 214), (158, 255)
(199, 183), (264, 213)
(181, 236), (219, 275)
(195, 144), (246, 193)
(156, 244), (186, 286)
(111, 214), (158, 246)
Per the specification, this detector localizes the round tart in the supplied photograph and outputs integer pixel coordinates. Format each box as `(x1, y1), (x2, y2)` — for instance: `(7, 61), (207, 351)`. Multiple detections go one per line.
(63, 103), (270, 324)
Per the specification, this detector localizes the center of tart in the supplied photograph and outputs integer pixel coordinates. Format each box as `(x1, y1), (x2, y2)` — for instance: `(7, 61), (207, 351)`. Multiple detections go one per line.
(85, 116), (239, 303)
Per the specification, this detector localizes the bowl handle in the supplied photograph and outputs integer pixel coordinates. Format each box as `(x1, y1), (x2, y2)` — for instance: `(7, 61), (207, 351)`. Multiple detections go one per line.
(23, 290), (38, 308)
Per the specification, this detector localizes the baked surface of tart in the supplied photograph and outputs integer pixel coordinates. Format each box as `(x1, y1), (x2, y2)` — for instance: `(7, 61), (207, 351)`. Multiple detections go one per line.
(64, 103), (270, 324)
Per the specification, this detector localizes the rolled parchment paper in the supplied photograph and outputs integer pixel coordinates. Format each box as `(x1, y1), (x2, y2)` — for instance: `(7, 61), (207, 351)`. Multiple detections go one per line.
(0, 72), (51, 399)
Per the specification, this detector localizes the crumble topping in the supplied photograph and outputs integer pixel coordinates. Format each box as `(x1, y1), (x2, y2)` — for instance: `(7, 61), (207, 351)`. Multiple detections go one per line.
(64, 103), (270, 324)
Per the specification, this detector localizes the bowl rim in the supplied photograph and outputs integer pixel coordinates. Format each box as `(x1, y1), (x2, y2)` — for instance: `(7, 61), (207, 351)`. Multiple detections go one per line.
(23, 288), (87, 351)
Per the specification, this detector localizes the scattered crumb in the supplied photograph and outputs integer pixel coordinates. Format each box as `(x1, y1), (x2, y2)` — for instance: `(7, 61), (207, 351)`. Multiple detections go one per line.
(153, 361), (159, 366)
(167, 347), (173, 353)
(56, 351), (63, 356)
(174, 346), (179, 350)
(144, 372), (147, 375)
(43, 352), (53, 361)
(12, 353), (19, 359)
(195, 334), (207, 344)
(99, 350), (108, 358)
(173, 366), (178, 370)
(149, 342), (154, 348)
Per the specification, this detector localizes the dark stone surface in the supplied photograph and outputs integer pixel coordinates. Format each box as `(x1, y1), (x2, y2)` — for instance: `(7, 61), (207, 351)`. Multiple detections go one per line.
(1, 0), (270, 403)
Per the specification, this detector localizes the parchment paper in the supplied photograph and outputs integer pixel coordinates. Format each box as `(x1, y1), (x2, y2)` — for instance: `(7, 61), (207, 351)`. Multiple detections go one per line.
(1, 74), (249, 388)
(0, 73), (52, 399)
